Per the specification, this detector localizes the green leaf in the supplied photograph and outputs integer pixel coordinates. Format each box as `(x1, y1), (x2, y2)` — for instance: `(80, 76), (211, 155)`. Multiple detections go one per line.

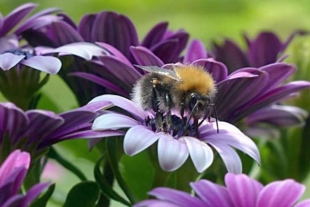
(30, 183), (56, 207)
(62, 181), (100, 207)
(94, 155), (131, 206)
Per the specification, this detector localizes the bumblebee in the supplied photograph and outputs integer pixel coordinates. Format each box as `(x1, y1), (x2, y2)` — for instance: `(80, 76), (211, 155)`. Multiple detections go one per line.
(131, 65), (219, 136)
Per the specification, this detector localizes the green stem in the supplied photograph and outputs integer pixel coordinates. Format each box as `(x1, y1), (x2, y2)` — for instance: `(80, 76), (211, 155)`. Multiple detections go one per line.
(47, 147), (87, 181)
(105, 137), (137, 204)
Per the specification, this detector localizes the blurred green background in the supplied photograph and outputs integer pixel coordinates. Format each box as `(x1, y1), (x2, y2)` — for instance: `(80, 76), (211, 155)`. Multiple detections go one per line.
(2, 0), (310, 206)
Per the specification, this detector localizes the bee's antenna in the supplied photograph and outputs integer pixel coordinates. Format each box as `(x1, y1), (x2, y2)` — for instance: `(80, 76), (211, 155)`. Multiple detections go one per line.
(212, 104), (219, 133)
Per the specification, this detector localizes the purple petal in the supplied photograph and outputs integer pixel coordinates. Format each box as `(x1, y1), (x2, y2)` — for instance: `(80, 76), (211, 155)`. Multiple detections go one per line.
(16, 7), (61, 34)
(20, 15), (60, 31)
(184, 39), (208, 63)
(20, 182), (50, 206)
(141, 22), (168, 48)
(69, 72), (129, 97)
(21, 56), (61, 74)
(192, 58), (228, 83)
(183, 136), (213, 173)
(242, 81), (310, 119)
(166, 31), (189, 59)
(0, 53), (24, 70)
(130, 46), (164, 67)
(200, 121), (261, 165)
(1, 3), (37, 36)
(0, 150), (30, 186)
(216, 69), (268, 121)
(134, 199), (180, 207)
(225, 173), (263, 207)
(150, 39), (179, 63)
(295, 199), (310, 207)
(212, 39), (249, 72)
(243, 125), (280, 140)
(50, 21), (84, 45)
(96, 42), (132, 66)
(0, 35), (19, 53)
(247, 32), (282, 67)
(246, 105), (307, 127)
(25, 110), (64, 143)
(149, 187), (206, 207)
(92, 113), (139, 130)
(259, 63), (296, 91)
(209, 142), (242, 173)
(89, 95), (147, 120)
(191, 180), (232, 207)
(257, 179), (305, 207)
(0, 102), (29, 143)
(124, 125), (159, 155)
(78, 13), (97, 42)
(91, 11), (139, 58)
(158, 135), (188, 171)
(98, 55), (141, 85)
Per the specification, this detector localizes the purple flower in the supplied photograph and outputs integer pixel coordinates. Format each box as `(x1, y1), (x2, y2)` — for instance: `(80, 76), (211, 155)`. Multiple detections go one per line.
(0, 150), (50, 207)
(86, 95), (260, 173)
(212, 31), (307, 73)
(135, 173), (310, 207)
(0, 3), (60, 52)
(21, 10), (189, 105)
(0, 102), (120, 160)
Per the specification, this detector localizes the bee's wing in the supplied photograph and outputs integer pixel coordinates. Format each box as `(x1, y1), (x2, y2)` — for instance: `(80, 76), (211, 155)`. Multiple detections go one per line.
(135, 65), (181, 81)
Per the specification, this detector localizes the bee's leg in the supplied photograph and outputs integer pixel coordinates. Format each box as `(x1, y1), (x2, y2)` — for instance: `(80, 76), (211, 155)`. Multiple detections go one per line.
(198, 104), (219, 133)
(155, 112), (164, 131)
(193, 117), (200, 138)
(164, 93), (172, 132)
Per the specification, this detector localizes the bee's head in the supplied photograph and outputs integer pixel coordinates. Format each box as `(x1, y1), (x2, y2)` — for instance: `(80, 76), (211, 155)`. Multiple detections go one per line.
(187, 92), (211, 118)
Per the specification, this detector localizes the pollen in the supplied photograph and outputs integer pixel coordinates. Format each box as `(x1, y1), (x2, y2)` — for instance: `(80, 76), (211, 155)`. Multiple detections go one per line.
(174, 65), (215, 95)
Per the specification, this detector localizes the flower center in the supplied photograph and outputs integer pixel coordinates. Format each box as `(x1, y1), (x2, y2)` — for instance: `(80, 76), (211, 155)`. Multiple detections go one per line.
(145, 114), (196, 138)
(2, 49), (35, 59)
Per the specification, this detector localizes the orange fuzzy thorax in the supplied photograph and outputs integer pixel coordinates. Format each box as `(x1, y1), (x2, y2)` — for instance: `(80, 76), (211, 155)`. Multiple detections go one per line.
(174, 65), (215, 95)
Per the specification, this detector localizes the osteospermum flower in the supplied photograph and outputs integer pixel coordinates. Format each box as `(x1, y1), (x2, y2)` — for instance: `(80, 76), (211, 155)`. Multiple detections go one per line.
(212, 31), (306, 73)
(0, 150), (50, 207)
(0, 102), (120, 161)
(135, 173), (310, 207)
(86, 95), (260, 173)
(22, 10), (188, 105)
(0, 3), (60, 52)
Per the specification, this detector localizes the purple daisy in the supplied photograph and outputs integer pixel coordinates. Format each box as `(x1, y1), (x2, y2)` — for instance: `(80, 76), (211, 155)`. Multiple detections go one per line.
(135, 173), (310, 207)
(0, 150), (50, 207)
(0, 102), (122, 161)
(86, 95), (260, 173)
(21, 10), (188, 105)
(212, 31), (306, 73)
(0, 3), (60, 52)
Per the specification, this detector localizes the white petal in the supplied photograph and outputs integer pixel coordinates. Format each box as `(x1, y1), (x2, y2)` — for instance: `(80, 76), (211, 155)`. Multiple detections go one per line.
(208, 142), (242, 174)
(183, 136), (213, 173)
(92, 113), (138, 130)
(201, 121), (261, 165)
(124, 125), (159, 156)
(0, 53), (24, 70)
(158, 134), (189, 172)
(89, 94), (147, 120)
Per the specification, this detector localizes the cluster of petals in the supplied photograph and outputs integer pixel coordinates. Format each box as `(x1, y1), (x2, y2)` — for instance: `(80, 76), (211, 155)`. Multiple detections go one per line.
(135, 173), (310, 207)
(0, 150), (50, 207)
(87, 94), (260, 173)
